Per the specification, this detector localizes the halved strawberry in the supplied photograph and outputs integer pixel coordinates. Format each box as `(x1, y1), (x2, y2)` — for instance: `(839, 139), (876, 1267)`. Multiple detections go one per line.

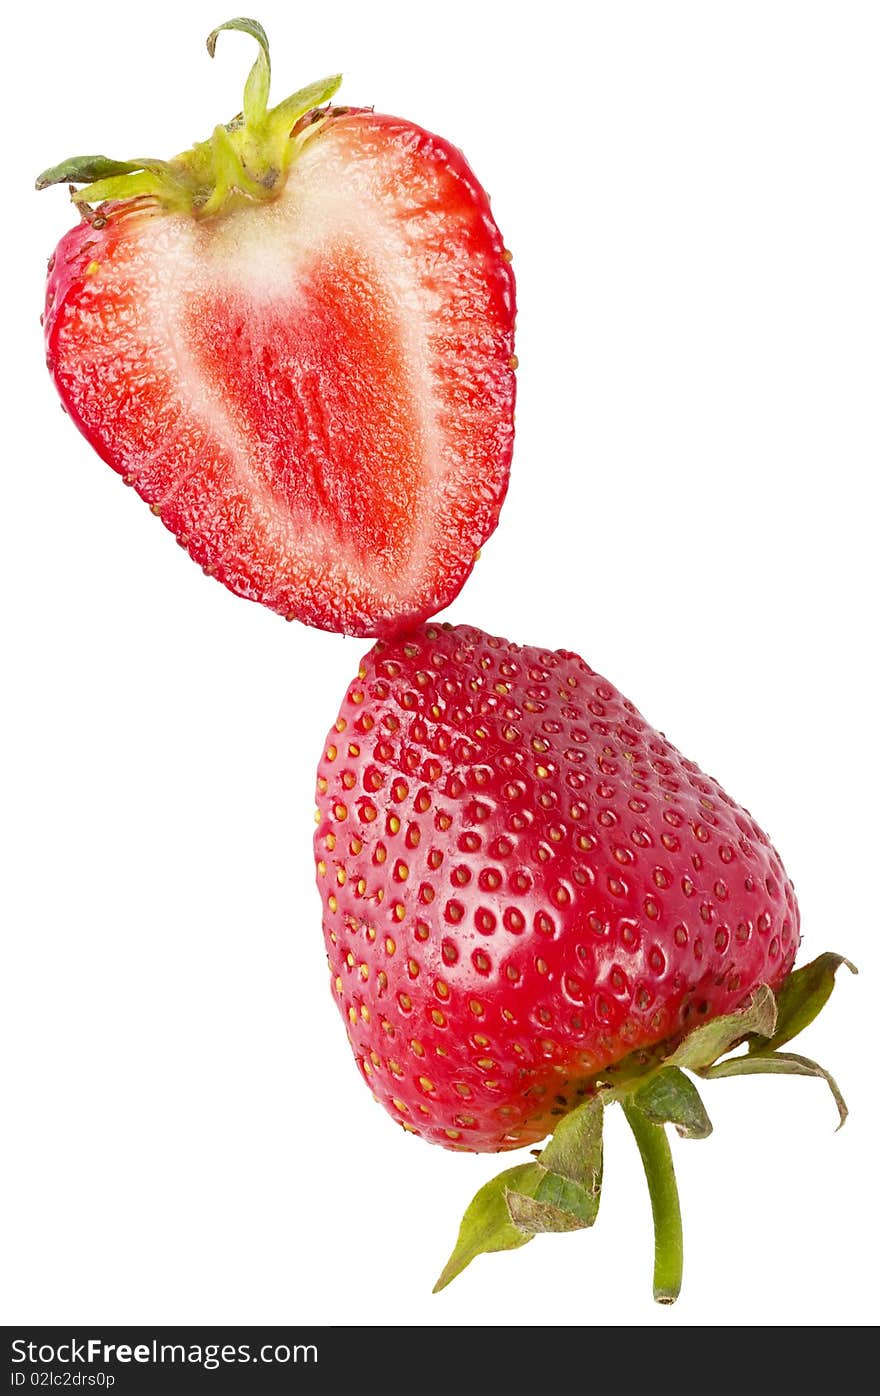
(38, 19), (516, 636)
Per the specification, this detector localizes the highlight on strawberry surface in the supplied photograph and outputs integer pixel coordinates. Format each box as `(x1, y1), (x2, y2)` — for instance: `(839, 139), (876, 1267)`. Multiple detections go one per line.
(37, 18), (516, 638)
(313, 623), (855, 1303)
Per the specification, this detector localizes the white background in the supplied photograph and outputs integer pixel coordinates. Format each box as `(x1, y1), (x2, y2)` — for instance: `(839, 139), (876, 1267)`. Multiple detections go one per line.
(3, 0), (877, 1327)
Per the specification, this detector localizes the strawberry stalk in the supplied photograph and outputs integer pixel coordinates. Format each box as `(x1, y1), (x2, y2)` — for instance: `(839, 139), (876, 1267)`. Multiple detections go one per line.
(35, 18), (341, 219)
(620, 1102), (683, 1304)
(435, 951), (855, 1303)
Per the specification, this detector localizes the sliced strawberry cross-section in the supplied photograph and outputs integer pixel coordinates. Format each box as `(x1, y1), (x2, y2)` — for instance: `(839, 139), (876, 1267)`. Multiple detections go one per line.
(39, 20), (516, 636)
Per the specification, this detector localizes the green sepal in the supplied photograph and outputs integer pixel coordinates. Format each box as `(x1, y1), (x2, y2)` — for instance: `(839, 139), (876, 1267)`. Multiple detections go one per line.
(434, 1096), (604, 1288)
(36, 19), (342, 220)
(700, 1049), (849, 1129)
(667, 985), (777, 1070)
(432, 1163), (540, 1293)
(268, 74), (344, 134)
(34, 155), (171, 192)
(506, 1182), (594, 1233)
(747, 952), (857, 1055)
(539, 1093), (604, 1192)
(632, 1066), (713, 1139)
(207, 19), (272, 127)
(507, 1094), (605, 1233)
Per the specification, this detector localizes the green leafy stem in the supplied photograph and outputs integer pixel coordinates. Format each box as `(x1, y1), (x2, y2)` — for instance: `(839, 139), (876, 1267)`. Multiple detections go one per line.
(35, 19), (342, 219)
(434, 951), (856, 1304)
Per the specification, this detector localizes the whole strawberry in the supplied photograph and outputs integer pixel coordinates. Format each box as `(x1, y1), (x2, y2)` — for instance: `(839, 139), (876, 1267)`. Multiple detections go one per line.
(314, 622), (853, 1300)
(37, 20), (515, 637)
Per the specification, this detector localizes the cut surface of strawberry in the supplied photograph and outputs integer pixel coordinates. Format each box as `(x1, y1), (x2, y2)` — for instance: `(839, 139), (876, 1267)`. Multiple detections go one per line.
(39, 21), (515, 636)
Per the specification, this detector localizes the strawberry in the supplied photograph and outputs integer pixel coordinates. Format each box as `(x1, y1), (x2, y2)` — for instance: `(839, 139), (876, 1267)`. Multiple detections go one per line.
(37, 20), (515, 637)
(314, 621), (854, 1301)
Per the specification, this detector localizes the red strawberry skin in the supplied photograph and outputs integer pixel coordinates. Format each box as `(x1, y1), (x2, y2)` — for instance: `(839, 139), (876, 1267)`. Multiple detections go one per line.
(314, 624), (800, 1152)
(43, 111), (515, 637)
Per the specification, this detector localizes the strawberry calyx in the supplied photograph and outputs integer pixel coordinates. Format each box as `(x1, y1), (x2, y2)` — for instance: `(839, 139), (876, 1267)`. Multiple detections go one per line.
(35, 18), (342, 220)
(434, 951), (855, 1303)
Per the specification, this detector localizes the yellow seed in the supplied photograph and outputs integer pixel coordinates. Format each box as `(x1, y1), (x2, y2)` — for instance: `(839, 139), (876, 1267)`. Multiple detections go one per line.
(317, 860), (327, 876)
(326, 744), (337, 761)
(431, 1009), (446, 1027)
(336, 868), (346, 886)
(334, 976), (343, 994)
(469, 999), (484, 1016)
(348, 1007), (358, 1025)
(418, 1076), (435, 1093)
(360, 1005), (370, 1022)
(391, 1097), (409, 1114)
(335, 718), (346, 733)
(411, 1039), (425, 1056)
(317, 778), (328, 794)
(324, 833), (336, 851)
(385, 937), (396, 955)
(394, 904), (405, 922)
(389, 815), (401, 834)
(328, 895), (338, 913)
